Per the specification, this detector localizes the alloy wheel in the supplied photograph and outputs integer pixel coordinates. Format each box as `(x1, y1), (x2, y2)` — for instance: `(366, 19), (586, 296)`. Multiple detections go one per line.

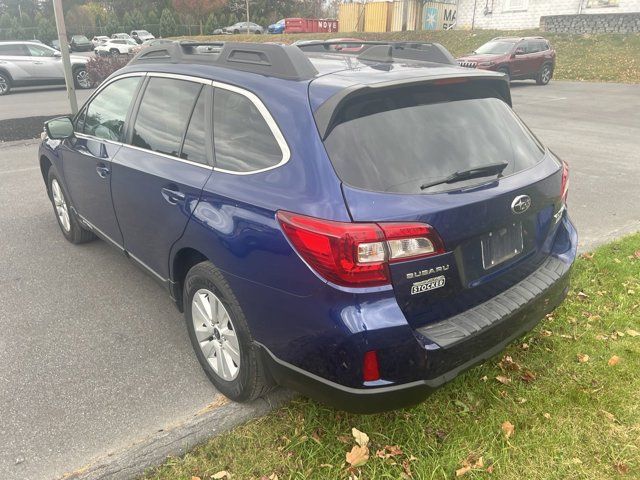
(192, 288), (241, 381)
(51, 179), (71, 232)
(0, 75), (8, 94)
(541, 66), (551, 84)
(76, 69), (91, 89)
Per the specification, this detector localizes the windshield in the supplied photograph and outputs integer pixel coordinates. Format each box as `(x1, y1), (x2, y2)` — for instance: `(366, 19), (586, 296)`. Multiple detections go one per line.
(138, 30), (150, 35)
(73, 36), (89, 42)
(475, 40), (516, 55)
(323, 83), (545, 194)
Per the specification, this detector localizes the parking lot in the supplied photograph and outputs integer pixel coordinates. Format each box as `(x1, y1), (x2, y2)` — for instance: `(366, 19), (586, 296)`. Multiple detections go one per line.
(0, 80), (639, 479)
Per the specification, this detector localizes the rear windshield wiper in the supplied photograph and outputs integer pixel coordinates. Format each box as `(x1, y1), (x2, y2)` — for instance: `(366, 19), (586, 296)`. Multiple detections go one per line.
(420, 162), (509, 190)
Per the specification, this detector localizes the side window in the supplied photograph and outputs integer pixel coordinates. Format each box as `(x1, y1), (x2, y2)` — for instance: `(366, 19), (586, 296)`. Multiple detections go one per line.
(83, 76), (141, 141)
(526, 41), (539, 54)
(132, 77), (202, 157)
(0, 44), (28, 56)
(26, 44), (54, 57)
(181, 88), (208, 165)
(213, 88), (284, 173)
(538, 41), (548, 52)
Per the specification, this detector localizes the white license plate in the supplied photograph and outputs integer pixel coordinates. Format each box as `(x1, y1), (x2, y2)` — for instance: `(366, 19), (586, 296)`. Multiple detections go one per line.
(481, 223), (524, 269)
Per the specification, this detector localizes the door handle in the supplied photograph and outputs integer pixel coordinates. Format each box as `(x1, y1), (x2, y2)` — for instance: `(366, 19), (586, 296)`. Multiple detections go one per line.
(161, 187), (186, 205)
(96, 164), (110, 178)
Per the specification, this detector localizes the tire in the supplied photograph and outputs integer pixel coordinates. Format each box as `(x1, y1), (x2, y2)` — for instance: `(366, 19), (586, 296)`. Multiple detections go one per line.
(233, 29), (239, 34)
(110, 48), (119, 56)
(0, 71), (11, 96)
(536, 63), (553, 85)
(498, 67), (511, 83)
(184, 261), (274, 402)
(73, 67), (91, 89)
(47, 168), (95, 244)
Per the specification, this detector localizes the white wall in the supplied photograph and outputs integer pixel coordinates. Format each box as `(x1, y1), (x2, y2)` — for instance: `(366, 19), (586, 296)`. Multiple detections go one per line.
(455, 0), (640, 30)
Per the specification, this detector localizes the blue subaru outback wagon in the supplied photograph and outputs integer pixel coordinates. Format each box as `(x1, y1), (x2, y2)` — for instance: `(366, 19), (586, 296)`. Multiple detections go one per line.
(39, 41), (577, 412)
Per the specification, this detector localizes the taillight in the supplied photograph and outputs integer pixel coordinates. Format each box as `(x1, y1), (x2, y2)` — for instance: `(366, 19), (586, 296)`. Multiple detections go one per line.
(560, 161), (569, 204)
(277, 211), (445, 288)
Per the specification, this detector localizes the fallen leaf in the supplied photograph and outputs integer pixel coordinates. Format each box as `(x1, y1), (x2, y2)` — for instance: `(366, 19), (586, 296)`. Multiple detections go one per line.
(521, 342), (529, 350)
(191, 477), (201, 480)
(601, 410), (615, 422)
(577, 291), (589, 300)
(520, 370), (536, 383)
(346, 445), (369, 467)
(626, 329), (639, 337)
(595, 334), (608, 341)
(543, 413), (551, 419)
(501, 421), (515, 439)
(402, 459), (413, 477)
(496, 375), (511, 385)
(481, 375), (488, 382)
(614, 461), (630, 474)
(212, 472), (231, 480)
(516, 397), (527, 404)
(571, 458), (582, 464)
(580, 252), (594, 260)
(577, 353), (590, 363)
(456, 465), (472, 477)
(498, 355), (520, 372)
(337, 435), (351, 444)
(375, 445), (403, 459)
(540, 329), (553, 337)
(634, 250), (640, 259)
(608, 355), (620, 366)
(486, 465), (494, 473)
(351, 427), (369, 447)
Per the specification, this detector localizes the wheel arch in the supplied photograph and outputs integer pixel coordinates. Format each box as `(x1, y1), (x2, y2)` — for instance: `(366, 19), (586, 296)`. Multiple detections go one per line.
(170, 247), (209, 312)
(0, 67), (13, 82)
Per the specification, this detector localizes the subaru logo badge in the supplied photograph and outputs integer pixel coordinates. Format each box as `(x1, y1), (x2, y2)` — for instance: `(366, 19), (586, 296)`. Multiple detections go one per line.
(511, 195), (531, 214)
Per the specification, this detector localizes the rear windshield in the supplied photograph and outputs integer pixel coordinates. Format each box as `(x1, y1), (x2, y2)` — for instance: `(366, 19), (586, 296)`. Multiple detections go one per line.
(323, 83), (545, 194)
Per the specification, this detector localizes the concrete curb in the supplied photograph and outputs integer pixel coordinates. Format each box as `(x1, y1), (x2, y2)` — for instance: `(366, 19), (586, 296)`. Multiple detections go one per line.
(61, 389), (294, 480)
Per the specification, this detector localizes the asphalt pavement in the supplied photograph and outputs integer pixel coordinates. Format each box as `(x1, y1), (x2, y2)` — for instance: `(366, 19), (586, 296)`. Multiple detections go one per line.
(0, 81), (638, 480)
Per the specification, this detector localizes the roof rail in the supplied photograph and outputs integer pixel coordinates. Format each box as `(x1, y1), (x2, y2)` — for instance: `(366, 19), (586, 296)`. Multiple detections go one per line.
(296, 41), (456, 66)
(130, 41), (319, 81)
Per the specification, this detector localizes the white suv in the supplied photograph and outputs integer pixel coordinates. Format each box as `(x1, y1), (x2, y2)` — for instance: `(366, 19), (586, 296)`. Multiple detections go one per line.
(95, 39), (138, 56)
(0, 41), (91, 96)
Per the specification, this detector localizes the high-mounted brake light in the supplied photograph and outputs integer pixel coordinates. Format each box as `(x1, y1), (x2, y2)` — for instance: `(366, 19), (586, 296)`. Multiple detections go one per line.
(560, 160), (569, 204)
(277, 211), (445, 288)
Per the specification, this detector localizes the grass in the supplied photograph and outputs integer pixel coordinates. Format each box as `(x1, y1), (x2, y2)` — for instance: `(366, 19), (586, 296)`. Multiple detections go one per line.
(179, 29), (640, 83)
(144, 234), (640, 480)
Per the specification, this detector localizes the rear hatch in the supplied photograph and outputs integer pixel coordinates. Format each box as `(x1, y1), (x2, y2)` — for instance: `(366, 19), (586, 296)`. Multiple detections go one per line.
(319, 78), (565, 328)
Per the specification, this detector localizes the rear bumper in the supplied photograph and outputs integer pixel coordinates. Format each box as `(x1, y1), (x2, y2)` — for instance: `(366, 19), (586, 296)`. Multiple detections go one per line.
(259, 217), (577, 413)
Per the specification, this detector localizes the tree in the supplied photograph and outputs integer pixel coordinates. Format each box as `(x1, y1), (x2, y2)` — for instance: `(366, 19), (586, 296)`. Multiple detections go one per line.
(204, 12), (218, 34)
(105, 10), (120, 35)
(146, 10), (160, 36)
(159, 7), (177, 37)
(172, 0), (225, 35)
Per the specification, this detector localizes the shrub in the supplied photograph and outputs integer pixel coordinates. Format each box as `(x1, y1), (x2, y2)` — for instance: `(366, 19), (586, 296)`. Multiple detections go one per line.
(85, 55), (131, 87)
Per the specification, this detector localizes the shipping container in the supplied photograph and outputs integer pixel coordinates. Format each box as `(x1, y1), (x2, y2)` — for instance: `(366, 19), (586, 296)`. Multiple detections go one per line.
(391, 0), (421, 31)
(422, 1), (458, 30)
(338, 3), (364, 32)
(364, 1), (393, 33)
(285, 18), (339, 34)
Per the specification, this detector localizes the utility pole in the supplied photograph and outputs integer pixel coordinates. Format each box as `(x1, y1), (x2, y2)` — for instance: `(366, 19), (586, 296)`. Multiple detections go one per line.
(52, 0), (78, 115)
(245, 0), (250, 34)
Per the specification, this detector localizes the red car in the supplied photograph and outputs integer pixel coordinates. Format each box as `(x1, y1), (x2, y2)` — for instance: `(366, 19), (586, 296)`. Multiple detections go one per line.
(456, 36), (556, 85)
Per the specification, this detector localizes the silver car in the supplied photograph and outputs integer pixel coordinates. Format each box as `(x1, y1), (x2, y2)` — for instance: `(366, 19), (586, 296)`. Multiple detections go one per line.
(0, 41), (91, 96)
(222, 22), (264, 34)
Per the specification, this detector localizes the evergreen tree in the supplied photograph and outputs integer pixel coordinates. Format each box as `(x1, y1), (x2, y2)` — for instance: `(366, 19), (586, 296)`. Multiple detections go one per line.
(105, 11), (120, 35)
(204, 13), (218, 34)
(146, 10), (160, 36)
(159, 8), (177, 38)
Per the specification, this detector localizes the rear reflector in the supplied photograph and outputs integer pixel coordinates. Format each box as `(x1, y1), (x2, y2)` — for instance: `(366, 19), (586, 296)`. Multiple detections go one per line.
(560, 160), (569, 204)
(362, 350), (380, 382)
(277, 211), (445, 288)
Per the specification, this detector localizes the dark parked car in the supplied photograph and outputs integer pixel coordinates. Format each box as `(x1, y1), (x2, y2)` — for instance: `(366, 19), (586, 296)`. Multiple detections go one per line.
(456, 36), (556, 85)
(223, 21), (263, 34)
(39, 40), (576, 412)
(69, 35), (92, 52)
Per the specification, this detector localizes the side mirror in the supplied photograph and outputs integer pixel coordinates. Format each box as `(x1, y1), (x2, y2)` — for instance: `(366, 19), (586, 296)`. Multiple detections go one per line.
(45, 116), (74, 140)
(514, 48), (525, 56)
(53, 51), (62, 57)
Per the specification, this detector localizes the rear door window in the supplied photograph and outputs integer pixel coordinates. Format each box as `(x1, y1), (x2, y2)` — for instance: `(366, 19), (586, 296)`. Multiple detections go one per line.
(132, 77), (202, 157)
(0, 44), (28, 56)
(213, 88), (284, 173)
(323, 83), (545, 194)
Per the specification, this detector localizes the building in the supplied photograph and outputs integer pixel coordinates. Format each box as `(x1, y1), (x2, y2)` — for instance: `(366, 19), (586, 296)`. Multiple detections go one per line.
(455, 0), (640, 30)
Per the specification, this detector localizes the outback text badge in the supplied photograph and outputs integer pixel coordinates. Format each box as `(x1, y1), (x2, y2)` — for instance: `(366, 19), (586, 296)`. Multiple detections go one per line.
(410, 275), (446, 295)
